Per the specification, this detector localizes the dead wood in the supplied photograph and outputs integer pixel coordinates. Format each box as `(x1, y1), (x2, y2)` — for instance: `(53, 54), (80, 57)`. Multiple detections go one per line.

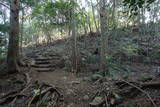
(93, 79), (160, 107)
(116, 80), (160, 89)
(119, 79), (157, 107)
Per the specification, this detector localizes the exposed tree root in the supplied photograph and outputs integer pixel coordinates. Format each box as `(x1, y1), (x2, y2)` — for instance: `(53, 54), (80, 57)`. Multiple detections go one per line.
(0, 73), (63, 107)
(27, 82), (63, 107)
(0, 94), (27, 105)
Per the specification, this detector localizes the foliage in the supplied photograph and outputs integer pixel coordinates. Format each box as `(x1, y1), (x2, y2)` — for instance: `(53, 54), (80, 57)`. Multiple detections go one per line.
(86, 55), (100, 63)
(32, 1), (78, 27)
(123, 0), (156, 16)
(0, 24), (9, 33)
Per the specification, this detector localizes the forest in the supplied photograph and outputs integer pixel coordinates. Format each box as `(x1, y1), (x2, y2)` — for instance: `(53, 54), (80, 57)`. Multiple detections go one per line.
(0, 0), (160, 107)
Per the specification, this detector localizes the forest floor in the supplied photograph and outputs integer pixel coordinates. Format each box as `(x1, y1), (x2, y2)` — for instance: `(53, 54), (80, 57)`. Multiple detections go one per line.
(0, 33), (160, 107)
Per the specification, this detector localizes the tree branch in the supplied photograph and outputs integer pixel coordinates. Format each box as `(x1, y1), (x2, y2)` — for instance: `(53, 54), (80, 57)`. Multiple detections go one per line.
(0, 2), (10, 9)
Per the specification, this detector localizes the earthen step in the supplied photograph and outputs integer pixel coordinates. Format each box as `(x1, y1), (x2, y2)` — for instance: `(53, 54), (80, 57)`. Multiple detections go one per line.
(48, 54), (60, 57)
(31, 64), (53, 68)
(35, 68), (54, 72)
(35, 61), (51, 64)
(35, 58), (51, 61)
(49, 58), (61, 60)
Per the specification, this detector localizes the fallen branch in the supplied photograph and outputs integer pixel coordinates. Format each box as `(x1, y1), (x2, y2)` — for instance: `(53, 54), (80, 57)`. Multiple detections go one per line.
(116, 80), (160, 90)
(105, 92), (110, 107)
(120, 79), (157, 107)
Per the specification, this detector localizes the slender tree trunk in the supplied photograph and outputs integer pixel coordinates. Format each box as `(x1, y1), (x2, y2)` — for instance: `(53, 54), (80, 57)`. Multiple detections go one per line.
(90, 0), (99, 32)
(83, 22), (87, 35)
(2, 8), (8, 48)
(99, 0), (107, 73)
(95, 0), (100, 33)
(7, 0), (20, 73)
(112, 0), (116, 29)
(20, 8), (24, 53)
(71, 0), (78, 73)
(87, 15), (92, 33)
(141, 8), (145, 24)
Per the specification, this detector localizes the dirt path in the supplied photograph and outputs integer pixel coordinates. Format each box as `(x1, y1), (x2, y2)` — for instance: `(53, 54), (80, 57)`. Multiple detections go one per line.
(23, 47), (98, 107)
(30, 70), (98, 107)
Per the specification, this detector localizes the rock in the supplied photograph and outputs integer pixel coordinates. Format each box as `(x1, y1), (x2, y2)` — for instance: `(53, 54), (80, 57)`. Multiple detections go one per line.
(30, 60), (35, 66)
(62, 76), (67, 81)
(91, 74), (103, 81)
(71, 81), (80, 85)
(90, 97), (104, 106)
(83, 77), (92, 82)
(83, 95), (89, 101)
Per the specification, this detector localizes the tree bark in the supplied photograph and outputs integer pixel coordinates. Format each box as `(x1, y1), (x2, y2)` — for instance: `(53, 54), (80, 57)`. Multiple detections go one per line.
(7, 0), (20, 73)
(90, 0), (99, 32)
(87, 14), (92, 33)
(99, 0), (107, 73)
(71, 0), (78, 73)
(20, 8), (24, 53)
(112, 0), (116, 29)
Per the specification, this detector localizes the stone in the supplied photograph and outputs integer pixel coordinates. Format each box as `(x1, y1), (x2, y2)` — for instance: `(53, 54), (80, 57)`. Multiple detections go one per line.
(91, 74), (103, 81)
(83, 95), (89, 101)
(62, 76), (67, 80)
(89, 97), (104, 106)
(30, 60), (35, 66)
(83, 77), (92, 82)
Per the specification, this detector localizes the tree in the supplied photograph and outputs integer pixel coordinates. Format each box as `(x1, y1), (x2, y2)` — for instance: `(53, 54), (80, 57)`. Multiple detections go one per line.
(99, 0), (107, 73)
(7, 0), (20, 73)
(70, 0), (78, 73)
(112, 0), (116, 29)
(90, 0), (99, 32)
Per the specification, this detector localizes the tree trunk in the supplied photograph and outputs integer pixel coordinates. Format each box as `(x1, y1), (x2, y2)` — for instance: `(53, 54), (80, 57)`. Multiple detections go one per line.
(99, 0), (107, 73)
(141, 8), (145, 24)
(71, 0), (78, 73)
(112, 0), (116, 29)
(7, 0), (20, 73)
(90, 0), (99, 32)
(87, 15), (92, 33)
(20, 8), (24, 54)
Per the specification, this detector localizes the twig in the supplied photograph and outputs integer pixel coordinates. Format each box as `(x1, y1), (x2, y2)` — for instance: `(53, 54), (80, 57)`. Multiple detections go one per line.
(105, 92), (110, 107)
(121, 79), (157, 107)
(0, 2), (9, 9)
(11, 97), (17, 107)
(27, 84), (42, 107)
(36, 91), (51, 107)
